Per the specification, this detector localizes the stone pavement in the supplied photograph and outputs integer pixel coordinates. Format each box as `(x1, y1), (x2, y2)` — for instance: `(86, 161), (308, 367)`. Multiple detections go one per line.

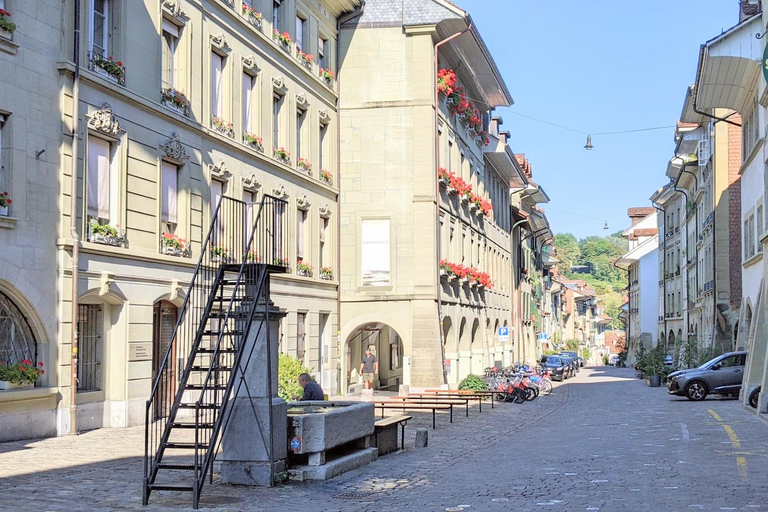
(1, 366), (768, 511)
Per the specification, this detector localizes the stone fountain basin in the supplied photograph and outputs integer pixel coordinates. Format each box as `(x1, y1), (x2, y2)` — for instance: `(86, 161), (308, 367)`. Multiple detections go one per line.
(286, 401), (374, 455)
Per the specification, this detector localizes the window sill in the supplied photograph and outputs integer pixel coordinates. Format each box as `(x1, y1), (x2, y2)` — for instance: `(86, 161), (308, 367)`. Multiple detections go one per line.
(742, 251), (763, 269)
(0, 32), (18, 55)
(0, 387), (57, 404)
(0, 216), (18, 230)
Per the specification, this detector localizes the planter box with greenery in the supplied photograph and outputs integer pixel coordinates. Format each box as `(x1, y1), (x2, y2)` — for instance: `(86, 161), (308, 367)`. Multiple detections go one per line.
(458, 374), (489, 391)
(0, 8), (16, 39)
(278, 353), (312, 401)
(0, 360), (44, 390)
(161, 232), (190, 258)
(88, 219), (126, 247)
(296, 259), (313, 277)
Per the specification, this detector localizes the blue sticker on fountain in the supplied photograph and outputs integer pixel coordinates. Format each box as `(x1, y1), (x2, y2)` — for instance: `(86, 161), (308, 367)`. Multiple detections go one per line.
(290, 436), (301, 451)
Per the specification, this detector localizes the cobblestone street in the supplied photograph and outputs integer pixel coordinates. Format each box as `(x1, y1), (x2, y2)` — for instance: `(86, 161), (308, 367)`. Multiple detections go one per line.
(2, 366), (767, 511)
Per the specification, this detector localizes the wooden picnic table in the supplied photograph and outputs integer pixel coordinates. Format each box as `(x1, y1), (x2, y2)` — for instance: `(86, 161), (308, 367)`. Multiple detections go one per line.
(373, 401), (453, 429)
(389, 395), (471, 418)
(423, 389), (508, 409)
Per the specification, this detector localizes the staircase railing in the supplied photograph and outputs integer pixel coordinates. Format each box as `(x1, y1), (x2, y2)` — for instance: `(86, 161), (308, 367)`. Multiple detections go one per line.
(143, 194), (287, 506)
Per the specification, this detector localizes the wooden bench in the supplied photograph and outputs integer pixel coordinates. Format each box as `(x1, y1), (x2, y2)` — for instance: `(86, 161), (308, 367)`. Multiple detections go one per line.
(374, 414), (411, 455)
(373, 402), (453, 429)
(405, 394), (477, 416)
(388, 395), (472, 418)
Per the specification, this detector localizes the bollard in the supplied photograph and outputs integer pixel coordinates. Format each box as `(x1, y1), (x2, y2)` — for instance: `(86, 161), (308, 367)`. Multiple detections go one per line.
(398, 384), (410, 396)
(415, 428), (428, 448)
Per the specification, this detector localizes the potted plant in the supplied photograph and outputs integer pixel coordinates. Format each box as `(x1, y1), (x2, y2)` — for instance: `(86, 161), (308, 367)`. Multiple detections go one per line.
(210, 245), (230, 264)
(243, 133), (263, 151)
(0, 8), (16, 39)
(0, 191), (11, 215)
(319, 68), (334, 86)
(296, 48), (313, 67)
(438, 167), (452, 187)
(161, 232), (190, 257)
(160, 88), (189, 116)
(296, 258), (313, 277)
(242, 4), (262, 28)
(91, 55), (125, 83)
(211, 115), (234, 138)
(320, 266), (333, 280)
(247, 250), (261, 263)
(320, 169), (333, 185)
(0, 360), (44, 390)
(274, 147), (290, 163)
(644, 343), (666, 387)
(273, 256), (289, 268)
(273, 29), (292, 50)
(297, 157), (312, 175)
(89, 218), (124, 247)
(436, 68), (456, 97)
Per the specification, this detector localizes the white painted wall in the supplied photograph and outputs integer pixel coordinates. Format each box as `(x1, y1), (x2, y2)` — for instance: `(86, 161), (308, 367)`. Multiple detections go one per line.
(639, 244), (659, 347)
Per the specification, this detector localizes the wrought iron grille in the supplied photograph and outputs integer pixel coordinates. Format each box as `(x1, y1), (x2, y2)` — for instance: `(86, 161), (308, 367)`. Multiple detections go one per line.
(0, 291), (38, 365)
(78, 304), (103, 391)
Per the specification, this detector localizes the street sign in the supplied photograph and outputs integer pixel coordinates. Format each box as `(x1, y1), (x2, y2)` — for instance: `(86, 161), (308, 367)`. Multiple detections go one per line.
(498, 326), (509, 342)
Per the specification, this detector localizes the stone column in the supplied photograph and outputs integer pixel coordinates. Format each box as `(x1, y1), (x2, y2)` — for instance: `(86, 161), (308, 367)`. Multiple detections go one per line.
(220, 286), (288, 486)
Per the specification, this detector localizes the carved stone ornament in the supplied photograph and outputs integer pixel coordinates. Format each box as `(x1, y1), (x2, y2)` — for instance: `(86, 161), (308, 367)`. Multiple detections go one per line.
(318, 203), (332, 218)
(209, 161), (232, 182)
(160, 132), (190, 163)
(271, 184), (288, 199)
(242, 55), (260, 75)
(242, 173), (262, 192)
(318, 108), (330, 123)
(162, 0), (189, 24)
(272, 75), (288, 92)
(88, 103), (120, 135)
(296, 92), (309, 108)
(296, 194), (311, 210)
(210, 33), (232, 54)
(99, 272), (115, 298)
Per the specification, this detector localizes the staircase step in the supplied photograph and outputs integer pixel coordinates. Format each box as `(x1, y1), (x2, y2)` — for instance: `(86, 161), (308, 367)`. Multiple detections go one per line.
(196, 348), (237, 354)
(157, 462), (196, 470)
(165, 442), (209, 450)
(201, 330), (243, 336)
(185, 384), (228, 390)
(171, 422), (214, 429)
(191, 365), (233, 372)
(147, 484), (194, 492)
(177, 403), (219, 409)
(207, 311), (248, 319)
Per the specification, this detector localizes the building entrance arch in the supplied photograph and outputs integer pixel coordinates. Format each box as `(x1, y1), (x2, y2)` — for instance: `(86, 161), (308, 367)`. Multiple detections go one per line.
(343, 322), (404, 393)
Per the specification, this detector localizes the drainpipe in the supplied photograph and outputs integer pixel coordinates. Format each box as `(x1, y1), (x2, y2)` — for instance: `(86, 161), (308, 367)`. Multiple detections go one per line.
(434, 23), (472, 384)
(651, 203), (668, 351)
(69, 0), (82, 436)
(336, 1), (365, 395)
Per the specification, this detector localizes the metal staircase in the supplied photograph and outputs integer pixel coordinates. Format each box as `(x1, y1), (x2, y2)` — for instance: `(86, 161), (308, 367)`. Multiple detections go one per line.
(143, 195), (287, 508)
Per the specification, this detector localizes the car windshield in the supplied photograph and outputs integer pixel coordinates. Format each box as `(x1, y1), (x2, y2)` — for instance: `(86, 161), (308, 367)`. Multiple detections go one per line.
(698, 354), (737, 370)
(547, 357), (561, 364)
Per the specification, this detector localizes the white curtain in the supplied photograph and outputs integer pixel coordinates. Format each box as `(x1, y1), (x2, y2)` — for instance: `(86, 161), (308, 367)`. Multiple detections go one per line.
(242, 74), (253, 133)
(361, 219), (390, 286)
(161, 161), (178, 224)
(297, 209), (305, 259)
(87, 136), (111, 220)
(295, 16), (304, 51)
(211, 53), (223, 118)
(211, 180), (223, 244)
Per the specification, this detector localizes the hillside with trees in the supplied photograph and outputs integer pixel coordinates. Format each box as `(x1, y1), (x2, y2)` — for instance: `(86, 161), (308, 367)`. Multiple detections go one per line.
(553, 231), (628, 326)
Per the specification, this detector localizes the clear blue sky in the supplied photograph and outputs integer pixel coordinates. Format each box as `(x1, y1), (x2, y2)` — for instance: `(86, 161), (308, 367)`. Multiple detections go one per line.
(458, 0), (738, 239)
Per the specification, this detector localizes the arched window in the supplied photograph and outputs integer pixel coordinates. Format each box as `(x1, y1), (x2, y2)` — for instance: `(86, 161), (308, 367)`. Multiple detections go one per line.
(0, 291), (38, 364)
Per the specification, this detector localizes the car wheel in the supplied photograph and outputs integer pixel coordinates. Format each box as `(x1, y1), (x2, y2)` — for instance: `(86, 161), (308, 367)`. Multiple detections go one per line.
(749, 386), (761, 409)
(685, 381), (708, 401)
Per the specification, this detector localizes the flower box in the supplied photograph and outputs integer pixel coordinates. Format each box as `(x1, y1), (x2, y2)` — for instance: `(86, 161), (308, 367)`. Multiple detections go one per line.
(161, 88), (190, 117)
(162, 246), (188, 257)
(273, 30), (292, 52)
(90, 53), (125, 85)
(274, 147), (291, 164)
(0, 381), (33, 391)
(161, 233), (190, 258)
(296, 49), (314, 68)
(439, 176), (450, 187)
(242, 6), (262, 28)
(320, 169), (333, 185)
(0, 28), (11, 41)
(297, 158), (312, 176)
(243, 133), (264, 152)
(0, 9), (15, 39)
(91, 233), (125, 247)
(320, 273), (333, 280)
(297, 268), (312, 277)
(319, 68), (334, 87)
(447, 186), (460, 196)
(460, 194), (470, 205)
(0, 206), (7, 216)
(211, 115), (234, 138)
(211, 255), (230, 265)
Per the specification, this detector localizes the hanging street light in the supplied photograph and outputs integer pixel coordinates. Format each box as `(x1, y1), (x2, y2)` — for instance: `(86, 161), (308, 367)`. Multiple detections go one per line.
(604, 221), (610, 230)
(584, 135), (594, 150)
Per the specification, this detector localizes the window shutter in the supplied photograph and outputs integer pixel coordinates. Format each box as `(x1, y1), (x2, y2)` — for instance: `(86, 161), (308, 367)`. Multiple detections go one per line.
(161, 161), (178, 224)
(87, 136), (111, 220)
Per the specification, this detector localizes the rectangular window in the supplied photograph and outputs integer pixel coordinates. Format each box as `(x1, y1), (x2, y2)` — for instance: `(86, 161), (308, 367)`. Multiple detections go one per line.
(295, 16), (305, 51)
(0, 113), (6, 203)
(361, 219), (390, 286)
(319, 123), (327, 171)
(242, 73), (255, 133)
(297, 312), (306, 362)
(90, 0), (109, 57)
(273, 93), (282, 147)
(318, 37), (327, 69)
(447, 139), (453, 172)
(78, 304), (103, 392)
(296, 109), (305, 160)
(87, 135), (113, 222)
(758, 204), (764, 252)
(297, 208), (306, 260)
(272, 0), (281, 30)
(320, 216), (328, 267)
(211, 53), (223, 118)
(161, 21), (179, 89)
(211, 179), (224, 244)
(161, 161), (178, 232)
(319, 313), (328, 371)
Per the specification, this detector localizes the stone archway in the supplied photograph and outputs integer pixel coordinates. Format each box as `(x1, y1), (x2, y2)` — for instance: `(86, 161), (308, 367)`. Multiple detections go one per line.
(344, 322), (405, 393)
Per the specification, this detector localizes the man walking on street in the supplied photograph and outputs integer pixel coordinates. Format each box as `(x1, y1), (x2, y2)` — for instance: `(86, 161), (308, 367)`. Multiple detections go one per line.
(360, 346), (378, 390)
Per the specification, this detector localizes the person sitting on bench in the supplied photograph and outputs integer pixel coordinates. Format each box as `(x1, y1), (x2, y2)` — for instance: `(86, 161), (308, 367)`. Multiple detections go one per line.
(297, 373), (324, 401)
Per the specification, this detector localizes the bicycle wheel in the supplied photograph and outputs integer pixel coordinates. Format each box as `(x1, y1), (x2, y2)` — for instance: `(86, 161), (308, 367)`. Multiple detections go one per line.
(513, 389), (526, 404)
(525, 386), (537, 401)
(540, 379), (553, 396)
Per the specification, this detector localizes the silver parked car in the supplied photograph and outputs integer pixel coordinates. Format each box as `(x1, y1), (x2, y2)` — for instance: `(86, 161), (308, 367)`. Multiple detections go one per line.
(667, 351), (747, 401)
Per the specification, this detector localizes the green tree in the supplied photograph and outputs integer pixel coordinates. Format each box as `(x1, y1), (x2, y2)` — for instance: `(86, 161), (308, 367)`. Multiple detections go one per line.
(554, 233), (580, 277)
(278, 353), (313, 401)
